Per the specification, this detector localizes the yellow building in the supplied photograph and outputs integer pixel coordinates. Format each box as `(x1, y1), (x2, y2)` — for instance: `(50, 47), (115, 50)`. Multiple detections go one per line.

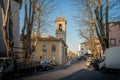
(31, 35), (67, 65)
(33, 16), (67, 65)
(20, 16), (68, 65)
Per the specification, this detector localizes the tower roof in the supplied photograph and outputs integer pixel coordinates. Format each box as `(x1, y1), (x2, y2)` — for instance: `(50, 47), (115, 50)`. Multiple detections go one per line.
(55, 16), (67, 23)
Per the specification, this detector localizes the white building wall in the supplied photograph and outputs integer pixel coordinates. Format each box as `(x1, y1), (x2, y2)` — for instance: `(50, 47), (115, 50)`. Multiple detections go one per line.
(78, 44), (81, 51)
(78, 44), (81, 56)
(80, 43), (88, 56)
(0, 0), (20, 54)
(11, 0), (20, 48)
(59, 42), (62, 65)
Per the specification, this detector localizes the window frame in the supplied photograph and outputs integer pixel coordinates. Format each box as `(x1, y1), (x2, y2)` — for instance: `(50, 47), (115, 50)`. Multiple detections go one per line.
(110, 38), (116, 46)
(43, 44), (47, 52)
(52, 45), (56, 52)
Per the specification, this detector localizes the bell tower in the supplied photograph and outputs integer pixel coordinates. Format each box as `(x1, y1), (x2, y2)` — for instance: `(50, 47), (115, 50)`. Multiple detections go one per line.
(55, 16), (67, 42)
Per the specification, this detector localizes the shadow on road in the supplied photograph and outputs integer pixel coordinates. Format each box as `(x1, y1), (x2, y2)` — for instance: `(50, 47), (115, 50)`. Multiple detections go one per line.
(59, 69), (120, 80)
(13, 62), (77, 80)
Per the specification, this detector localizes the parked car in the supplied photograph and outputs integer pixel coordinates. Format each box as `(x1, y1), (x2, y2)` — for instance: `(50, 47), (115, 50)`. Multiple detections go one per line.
(49, 61), (56, 67)
(90, 59), (101, 70)
(39, 61), (54, 71)
(86, 57), (92, 67)
(48, 61), (54, 69)
(68, 58), (78, 64)
(39, 61), (49, 71)
(86, 59), (92, 67)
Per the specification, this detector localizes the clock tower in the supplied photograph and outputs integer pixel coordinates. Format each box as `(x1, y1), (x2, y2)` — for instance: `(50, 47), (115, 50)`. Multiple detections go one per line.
(55, 16), (67, 42)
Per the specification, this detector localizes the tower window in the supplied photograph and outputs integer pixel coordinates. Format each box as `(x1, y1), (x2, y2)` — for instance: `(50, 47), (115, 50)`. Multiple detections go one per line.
(59, 24), (62, 31)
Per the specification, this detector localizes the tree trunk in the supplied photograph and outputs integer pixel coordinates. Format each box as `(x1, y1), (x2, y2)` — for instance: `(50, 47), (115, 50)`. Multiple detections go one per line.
(106, 0), (109, 48)
(0, 0), (11, 56)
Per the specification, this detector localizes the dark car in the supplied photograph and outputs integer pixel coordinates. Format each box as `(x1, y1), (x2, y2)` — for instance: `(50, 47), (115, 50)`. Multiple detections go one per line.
(49, 61), (56, 67)
(39, 61), (49, 71)
(39, 61), (54, 71)
(90, 59), (101, 70)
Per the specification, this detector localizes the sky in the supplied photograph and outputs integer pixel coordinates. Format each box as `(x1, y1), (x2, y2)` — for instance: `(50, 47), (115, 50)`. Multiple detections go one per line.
(54, 0), (83, 53)
(20, 0), (84, 53)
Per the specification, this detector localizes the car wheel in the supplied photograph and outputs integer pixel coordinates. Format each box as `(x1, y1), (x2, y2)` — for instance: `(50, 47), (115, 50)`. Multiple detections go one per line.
(94, 65), (99, 71)
(46, 67), (49, 71)
(101, 67), (107, 73)
(52, 67), (54, 69)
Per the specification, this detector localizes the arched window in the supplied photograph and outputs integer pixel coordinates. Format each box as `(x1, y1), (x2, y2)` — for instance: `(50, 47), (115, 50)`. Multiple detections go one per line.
(43, 44), (47, 52)
(59, 24), (62, 31)
(52, 45), (56, 52)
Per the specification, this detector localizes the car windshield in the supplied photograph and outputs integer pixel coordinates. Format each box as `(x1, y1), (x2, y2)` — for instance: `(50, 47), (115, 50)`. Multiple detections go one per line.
(0, 59), (4, 68)
(40, 61), (48, 65)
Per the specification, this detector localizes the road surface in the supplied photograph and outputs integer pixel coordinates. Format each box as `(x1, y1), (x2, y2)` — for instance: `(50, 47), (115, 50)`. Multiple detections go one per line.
(13, 61), (120, 80)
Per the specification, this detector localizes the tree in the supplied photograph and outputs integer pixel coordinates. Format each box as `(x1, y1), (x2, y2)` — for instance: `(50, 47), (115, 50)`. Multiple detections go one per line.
(21, 0), (37, 61)
(33, 0), (57, 34)
(21, 0), (57, 61)
(79, 21), (98, 57)
(0, 0), (14, 56)
(73, 0), (120, 52)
